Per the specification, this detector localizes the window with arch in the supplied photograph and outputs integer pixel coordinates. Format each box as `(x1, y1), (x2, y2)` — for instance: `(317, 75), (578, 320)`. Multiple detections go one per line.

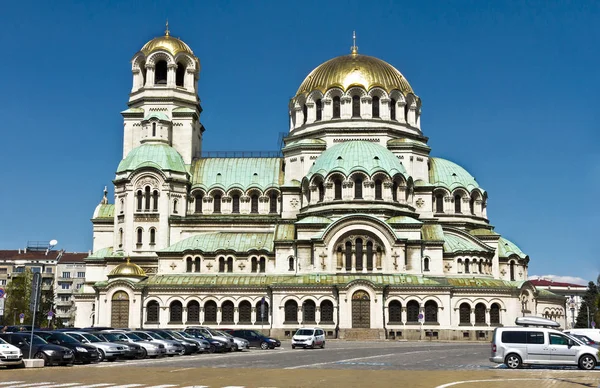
(301, 104), (308, 125)
(390, 98), (396, 120)
(145, 186), (151, 210)
(372, 96), (380, 118)
(288, 256), (294, 271)
(173, 199), (178, 214)
(302, 300), (316, 323)
(510, 261), (516, 281)
(169, 301), (183, 323)
(354, 177), (363, 199)
(435, 193), (444, 213)
(238, 301), (252, 323)
(149, 228), (156, 245)
(251, 257), (258, 273)
(284, 300), (298, 323)
(152, 122), (157, 136)
(219, 257), (225, 273)
(187, 301), (200, 323)
(454, 195), (462, 213)
(423, 257), (430, 272)
(352, 95), (361, 117)
(469, 197), (475, 214)
(213, 193), (222, 213)
(221, 301), (234, 324)
(366, 241), (374, 270)
(176, 62), (185, 87)
(118, 228), (123, 247)
(457, 258), (463, 273)
(459, 303), (471, 325)
(389, 300), (402, 324)
(475, 303), (486, 325)
(146, 300), (159, 323)
(227, 257), (233, 273)
(345, 241), (352, 271)
(204, 301), (217, 323)
(259, 257), (266, 273)
(154, 60), (168, 85)
(375, 179), (383, 200)
(136, 228), (143, 245)
(406, 300), (419, 323)
(320, 300), (334, 323)
(256, 300), (270, 323)
(465, 259), (470, 273)
(136, 191), (143, 211)
(152, 190), (159, 211)
(332, 96), (341, 118)
(318, 182), (325, 202)
(194, 194), (203, 213)
(355, 238), (363, 271)
(478, 260), (483, 273)
(334, 179), (342, 200)
(316, 99), (322, 121)
(186, 257), (193, 272)
(194, 257), (200, 272)
(269, 192), (278, 213)
(424, 300), (438, 323)
(232, 194), (240, 214)
(392, 182), (398, 202)
(250, 194), (259, 214)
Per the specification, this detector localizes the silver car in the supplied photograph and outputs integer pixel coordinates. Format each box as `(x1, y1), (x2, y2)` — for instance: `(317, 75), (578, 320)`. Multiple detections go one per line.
(99, 331), (166, 358)
(64, 332), (127, 362)
(131, 330), (184, 356)
(185, 326), (234, 351)
(214, 330), (249, 351)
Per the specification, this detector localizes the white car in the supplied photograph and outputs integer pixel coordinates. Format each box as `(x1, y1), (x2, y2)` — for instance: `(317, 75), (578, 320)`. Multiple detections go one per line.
(291, 327), (326, 349)
(0, 337), (23, 367)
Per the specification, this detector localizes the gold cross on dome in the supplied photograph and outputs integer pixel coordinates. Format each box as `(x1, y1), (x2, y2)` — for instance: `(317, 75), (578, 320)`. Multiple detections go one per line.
(165, 19), (170, 36)
(351, 31), (358, 55)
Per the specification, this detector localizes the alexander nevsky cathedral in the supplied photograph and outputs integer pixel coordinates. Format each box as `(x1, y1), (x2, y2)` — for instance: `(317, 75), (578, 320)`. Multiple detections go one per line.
(74, 28), (567, 339)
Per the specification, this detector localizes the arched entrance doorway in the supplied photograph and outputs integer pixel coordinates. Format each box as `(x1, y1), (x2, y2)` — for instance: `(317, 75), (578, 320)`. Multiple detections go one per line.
(111, 291), (129, 328)
(352, 290), (370, 328)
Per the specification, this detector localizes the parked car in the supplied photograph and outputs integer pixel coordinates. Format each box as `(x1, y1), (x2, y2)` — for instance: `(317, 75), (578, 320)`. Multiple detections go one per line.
(145, 329), (199, 354)
(568, 334), (599, 349)
(63, 331), (127, 361)
(0, 336), (24, 368)
(169, 331), (211, 353)
(4, 325), (39, 333)
(291, 327), (326, 349)
(0, 333), (73, 366)
(183, 331), (227, 353)
(33, 331), (99, 364)
(214, 330), (249, 351)
(226, 329), (281, 350)
(93, 332), (148, 359)
(101, 330), (166, 358)
(185, 326), (234, 351)
(130, 330), (184, 356)
(564, 329), (600, 343)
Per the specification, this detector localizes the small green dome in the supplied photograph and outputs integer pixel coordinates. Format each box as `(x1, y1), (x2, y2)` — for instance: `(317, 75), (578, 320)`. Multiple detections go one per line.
(306, 141), (407, 180)
(428, 157), (482, 192)
(117, 144), (187, 174)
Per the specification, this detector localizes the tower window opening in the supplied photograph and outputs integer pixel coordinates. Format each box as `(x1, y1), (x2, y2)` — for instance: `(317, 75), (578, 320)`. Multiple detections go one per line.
(288, 256), (294, 271)
(186, 257), (193, 272)
(345, 241), (352, 271)
(372, 96), (380, 118)
(152, 122), (156, 136)
(374, 179), (383, 200)
(269, 193), (278, 213)
(318, 183), (324, 202)
(454, 195), (462, 213)
(136, 190), (143, 211)
(390, 98), (396, 121)
(140, 62), (147, 86)
(251, 257), (258, 273)
(152, 190), (159, 211)
(154, 60), (168, 85)
(465, 259), (470, 273)
(509, 261), (515, 281)
(136, 228), (143, 245)
(250, 194), (259, 214)
(354, 178), (363, 199)
(392, 182), (398, 202)
(118, 228), (123, 247)
(259, 257), (266, 273)
(144, 186), (151, 210)
(332, 96), (341, 118)
(423, 257), (430, 271)
(316, 99), (322, 121)
(435, 193), (444, 213)
(219, 257), (225, 273)
(226, 257), (233, 273)
(213, 194), (222, 213)
(232, 194), (240, 214)
(302, 104), (308, 124)
(352, 95), (360, 118)
(195, 194), (203, 213)
(150, 228), (156, 245)
(334, 179), (342, 200)
(194, 257), (201, 272)
(176, 62), (185, 87)
(366, 241), (374, 270)
(173, 199), (178, 214)
(355, 238), (363, 271)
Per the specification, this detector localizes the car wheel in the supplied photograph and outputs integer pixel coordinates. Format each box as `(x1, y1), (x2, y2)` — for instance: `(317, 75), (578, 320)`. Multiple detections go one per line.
(137, 348), (147, 359)
(321, 341), (325, 349)
(504, 353), (522, 369)
(260, 341), (269, 350)
(578, 354), (596, 370)
(208, 344), (216, 354)
(34, 351), (48, 366)
(97, 349), (105, 362)
(291, 345), (296, 349)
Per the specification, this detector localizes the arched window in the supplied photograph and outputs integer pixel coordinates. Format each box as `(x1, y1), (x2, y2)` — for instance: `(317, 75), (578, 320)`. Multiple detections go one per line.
(218, 257), (225, 273)
(302, 104), (308, 124)
(226, 257), (233, 273)
(259, 257), (266, 273)
(372, 96), (380, 118)
(490, 303), (500, 325)
(222, 301), (234, 324)
(465, 259), (470, 273)
(389, 300), (402, 324)
(250, 194), (259, 214)
(284, 300), (298, 323)
(118, 228), (123, 247)
(435, 193), (444, 213)
(469, 197), (475, 214)
(457, 258), (463, 273)
(213, 194), (222, 213)
(256, 300), (269, 323)
(136, 228), (143, 245)
(154, 60), (167, 85)
(152, 122), (157, 136)
(149, 228), (156, 245)
(424, 300), (438, 323)
(239, 301), (252, 323)
(169, 301), (183, 323)
(475, 303), (486, 325)
(194, 257), (200, 272)
(204, 301), (217, 323)
(318, 182), (325, 202)
(152, 190), (159, 211)
(510, 261), (516, 281)
(423, 257), (430, 272)
(390, 98), (396, 120)
(302, 300), (316, 323)
(332, 96), (341, 118)
(478, 260), (483, 273)
(355, 238), (363, 271)
(186, 257), (193, 272)
(406, 300), (419, 323)
(316, 99), (322, 121)
(144, 186), (151, 210)
(136, 190), (143, 211)
(320, 300), (334, 323)
(334, 179), (342, 200)
(345, 241), (352, 271)
(176, 62), (185, 87)
(232, 194), (240, 213)
(288, 256), (294, 271)
(173, 199), (178, 214)
(352, 95), (361, 117)
(195, 194), (203, 213)
(392, 182), (398, 202)
(251, 257), (258, 273)
(354, 177), (363, 199)
(366, 241), (374, 270)
(454, 195), (461, 213)
(146, 300), (159, 323)
(375, 179), (383, 200)
(187, 301), (200, 323)
(459, 303), (471, 325)
(269, 192), (278, 213)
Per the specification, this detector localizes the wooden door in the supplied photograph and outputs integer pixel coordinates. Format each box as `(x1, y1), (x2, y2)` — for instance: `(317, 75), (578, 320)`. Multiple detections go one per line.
(351, 290), (370, 328)
(111, 291), (129, 328)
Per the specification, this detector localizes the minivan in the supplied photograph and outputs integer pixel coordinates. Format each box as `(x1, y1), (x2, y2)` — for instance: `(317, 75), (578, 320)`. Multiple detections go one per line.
(490, 326), (599, 370)
(291, 327), (326, 349)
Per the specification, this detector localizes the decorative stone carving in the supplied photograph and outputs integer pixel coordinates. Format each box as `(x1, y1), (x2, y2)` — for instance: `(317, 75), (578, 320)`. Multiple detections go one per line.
(416, 198), (425, 208)
(135, 177), (159, 190)
(290, 198), (299, 209)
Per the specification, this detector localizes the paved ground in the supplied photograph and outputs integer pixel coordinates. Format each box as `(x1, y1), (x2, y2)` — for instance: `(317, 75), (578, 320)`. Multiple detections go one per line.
(2, 341), (599, 388)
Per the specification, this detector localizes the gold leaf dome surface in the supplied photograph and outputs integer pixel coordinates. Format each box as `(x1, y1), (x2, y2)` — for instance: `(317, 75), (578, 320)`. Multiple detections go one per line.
(141, 34), (195, 57)
(296, 53), (414, 98)
(108, 258), (147, 278)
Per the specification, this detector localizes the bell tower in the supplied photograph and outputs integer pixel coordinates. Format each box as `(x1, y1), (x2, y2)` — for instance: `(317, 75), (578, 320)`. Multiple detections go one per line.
(122, 23), (203, 164)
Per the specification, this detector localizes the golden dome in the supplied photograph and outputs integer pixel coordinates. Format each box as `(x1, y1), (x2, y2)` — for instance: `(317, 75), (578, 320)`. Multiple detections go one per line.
(108, 257), (147, 278)
(296, 52), (414, 98)
(141, 35), (194, 57)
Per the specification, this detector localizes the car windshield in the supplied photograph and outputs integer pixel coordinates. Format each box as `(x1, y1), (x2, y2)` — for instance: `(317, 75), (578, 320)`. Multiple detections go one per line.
(169, 332), (184, 340)
(145, 332), (164, 340)
(207, 329), (222, 336)
(22, 335), (48, 345)
(216, 331), (232, 338)
(52, 333), (79, 344)
(0, 338), (6, 344)
(132, 332), (152, 340)
(81, 333), (102, 342)
(177, 331), (192, 338)
(102, 333), (124, 341)
(296, 329), (315, 336)
(124, 333), (144, 341)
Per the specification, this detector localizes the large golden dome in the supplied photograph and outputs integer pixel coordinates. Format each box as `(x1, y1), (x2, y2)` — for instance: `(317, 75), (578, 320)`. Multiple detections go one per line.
(296, 52), (414, 98)
(140, 29), (195, 58)
(108, 257), (147, 279)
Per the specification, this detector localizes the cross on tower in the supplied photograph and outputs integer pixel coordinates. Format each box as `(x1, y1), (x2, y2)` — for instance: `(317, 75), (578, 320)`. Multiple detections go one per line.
(444, 262), (453, 272)
(391, 252), (400, 270)
(319, 251), (327, 270)
(351, 31), (358, 55)
(170, 262), (177, 270)
(238, 262), (246, 270)
(206, 262), (213, 270)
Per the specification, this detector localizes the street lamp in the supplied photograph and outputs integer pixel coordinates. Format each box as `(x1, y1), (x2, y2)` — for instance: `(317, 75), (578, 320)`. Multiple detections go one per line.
(569, 296), (576, 329)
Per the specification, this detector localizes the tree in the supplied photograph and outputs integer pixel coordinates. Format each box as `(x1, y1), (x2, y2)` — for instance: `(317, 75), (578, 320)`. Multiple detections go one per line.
(575, 281), (599, 328)
(4, 269), (33, 325)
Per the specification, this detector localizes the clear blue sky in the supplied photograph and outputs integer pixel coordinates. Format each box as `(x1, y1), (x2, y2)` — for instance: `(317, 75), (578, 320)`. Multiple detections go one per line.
(1, 1), (598, 283)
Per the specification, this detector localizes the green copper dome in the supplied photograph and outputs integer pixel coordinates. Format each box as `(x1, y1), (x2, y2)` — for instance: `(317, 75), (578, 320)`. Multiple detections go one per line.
(428, 157), (482, 192)
(306, 141), (407, 180)
(117, 144), (187, 174)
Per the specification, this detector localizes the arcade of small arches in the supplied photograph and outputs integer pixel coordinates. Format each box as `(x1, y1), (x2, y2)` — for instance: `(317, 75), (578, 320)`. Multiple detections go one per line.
(433, 188), (487, 217)
(291, 88), (421, 130)
(543, 308), (565, 320)
(334, 235), (385, 272)
(192, 189), (280, 215)
(455, 257), (493, 276)
(132, 52), (197, 92)
(182, 255), (269, 273)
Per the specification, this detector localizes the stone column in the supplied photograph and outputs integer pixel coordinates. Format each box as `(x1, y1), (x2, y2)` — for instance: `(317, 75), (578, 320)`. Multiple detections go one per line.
(361, 96), (372, 119)
(341, 96), (352, 119)
(297, 306), (303, 325)
(199, 307), (205, 324)
(182, 307), (188, 324)
(167, 64), (177, 87)
(401, 307), (407, 325)
(380, 98), (391, 120)
(184, 68), (195, 91)
(323, 98), (332, 120)
(306, 102), (315, 124)
(145, 65), (155, 88)
(234, 307), (239, 325)
(470, 309), (475, 326)
(351, 251), (356, 272)
(251, 307), (257, 325)
(396, 101), (406, 124)
(217, 307), (222, 325)
(315, 306), (321, 324)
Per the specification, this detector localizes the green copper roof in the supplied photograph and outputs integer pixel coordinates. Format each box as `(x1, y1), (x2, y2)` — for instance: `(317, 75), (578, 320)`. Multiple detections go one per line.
(88, 247), (113, 258)
(428, 157), (483, 192)
(536, 288), (565, 300)
(274, 224), (295, 242)
(443, 277), (521, 289)
(283, 138), (327, 151)
(93, 204), (114, 219)
(421, 224), (444, 241)
(296, 216), (333, 224)
(414, 179), (433, 187)
(172, 107), (196, 113)
(144, 112), (169, 121)
(444, 233), (493, 253)
(387, 138), (431, 150)
(190, 158), (284, 191)
(117, 144), (187, 174)
(386, 216), (422, 225)
(498, 237), (528, 259)
(160, 232), (274, 253)
(469, 228), (500, 237)
(306, 141), (407, 180)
